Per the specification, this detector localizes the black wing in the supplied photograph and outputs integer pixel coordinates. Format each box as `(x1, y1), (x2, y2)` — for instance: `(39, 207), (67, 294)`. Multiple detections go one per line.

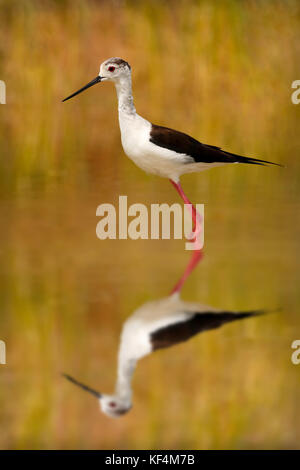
(150, 310), (265, 351)
(150, 124), (282, 166)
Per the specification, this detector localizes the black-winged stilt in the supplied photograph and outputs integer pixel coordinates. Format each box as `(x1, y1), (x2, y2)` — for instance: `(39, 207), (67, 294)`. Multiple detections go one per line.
(63, 254), (268, 419)
(62, 57), (282, 261)
(63, 292), (266, 418)
(63, 57), (281, 213)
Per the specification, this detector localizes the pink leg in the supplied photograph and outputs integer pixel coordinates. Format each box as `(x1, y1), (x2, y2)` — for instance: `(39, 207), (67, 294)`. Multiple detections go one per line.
(170, 179), (201, 231)
(169, 179), (204, 294)
(170, 249), (203, 294)
(170, 179), (202, 245)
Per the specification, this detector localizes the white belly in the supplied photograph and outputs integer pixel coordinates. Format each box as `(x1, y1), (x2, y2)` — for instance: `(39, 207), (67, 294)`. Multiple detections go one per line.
(125, 146), (186, 179)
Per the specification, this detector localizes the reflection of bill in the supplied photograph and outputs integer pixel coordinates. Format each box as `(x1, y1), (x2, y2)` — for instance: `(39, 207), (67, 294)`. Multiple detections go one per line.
(63, 262), (269, 419)
(291, 340), (300, 364)
(0, 340), (6, 365)
(0, 80), (6, 104)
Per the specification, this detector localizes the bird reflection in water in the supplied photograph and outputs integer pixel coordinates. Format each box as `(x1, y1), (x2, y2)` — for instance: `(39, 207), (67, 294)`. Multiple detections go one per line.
(64, 257), (267, 418)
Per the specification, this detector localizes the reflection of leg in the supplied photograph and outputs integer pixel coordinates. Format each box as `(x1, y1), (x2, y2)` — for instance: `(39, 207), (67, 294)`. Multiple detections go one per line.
(170, 179), (202, 246)
(170, 249), (203, 294)
(169, 179), (204, 294)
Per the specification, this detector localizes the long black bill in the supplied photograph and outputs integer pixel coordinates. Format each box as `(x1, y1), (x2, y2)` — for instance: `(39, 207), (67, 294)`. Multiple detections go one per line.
(63, 373), (102, 398)
(62, 76), (102, 102)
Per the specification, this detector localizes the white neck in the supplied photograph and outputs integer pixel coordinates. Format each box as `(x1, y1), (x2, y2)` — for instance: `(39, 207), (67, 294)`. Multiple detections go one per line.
(114, 75), (136, 117)
(115, 356), (136, 402)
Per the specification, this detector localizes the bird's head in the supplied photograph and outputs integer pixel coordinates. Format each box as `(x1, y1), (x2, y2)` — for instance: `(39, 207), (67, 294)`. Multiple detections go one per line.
(99, 57), (131, 82)
(63, 374), (132, 419)
(62, 57), (131, 102)
(99, 394), (132, 418)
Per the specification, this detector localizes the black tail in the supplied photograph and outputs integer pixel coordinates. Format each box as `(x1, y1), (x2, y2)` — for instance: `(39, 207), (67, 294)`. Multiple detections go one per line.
(207, 307), (281, 327)
(219, 309), (266, 322)
(228, 152), (284, 167)
(150, 309), (273, 351)
(191, 309), (268, 332)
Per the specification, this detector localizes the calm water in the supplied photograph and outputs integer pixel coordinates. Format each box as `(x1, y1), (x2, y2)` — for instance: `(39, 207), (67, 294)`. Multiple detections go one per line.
(0, 168), (299, 449)
(0, 0), (299, 449)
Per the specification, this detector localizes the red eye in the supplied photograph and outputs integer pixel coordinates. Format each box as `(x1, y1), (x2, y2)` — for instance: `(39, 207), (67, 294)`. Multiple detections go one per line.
(108, 66), (115, 72)
(109, 401), (116, 407)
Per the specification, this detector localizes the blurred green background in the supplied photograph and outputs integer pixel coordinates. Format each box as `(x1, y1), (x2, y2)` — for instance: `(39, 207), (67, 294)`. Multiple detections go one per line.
(0, 0), (299, 449)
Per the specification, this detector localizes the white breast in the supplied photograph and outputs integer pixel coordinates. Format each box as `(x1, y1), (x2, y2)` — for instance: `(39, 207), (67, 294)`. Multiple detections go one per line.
(118, 112), (192, 181)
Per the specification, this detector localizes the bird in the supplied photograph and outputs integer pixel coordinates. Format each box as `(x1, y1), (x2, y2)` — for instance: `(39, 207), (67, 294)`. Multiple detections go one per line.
(63, 292), (267, 418)
(62, 57), (282, 237)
